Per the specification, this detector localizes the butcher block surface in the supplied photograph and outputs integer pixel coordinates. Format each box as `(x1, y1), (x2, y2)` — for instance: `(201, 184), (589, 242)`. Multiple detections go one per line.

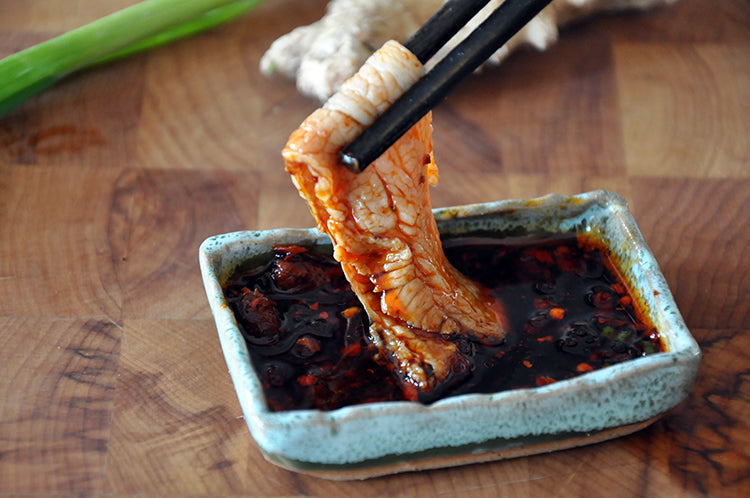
(1, 0), (748, 496)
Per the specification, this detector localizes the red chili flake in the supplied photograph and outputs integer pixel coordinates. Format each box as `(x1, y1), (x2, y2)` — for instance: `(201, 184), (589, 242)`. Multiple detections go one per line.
(537, 335), (553, 342)
(248, 297), (265, 307)
(523, 360), (533, 368)
(342, 307), (360, 318)
(310, 302), (319, 310)
(298, 374), (316, 386)
(534, 298), (552, 309)
(536, 376), (557, 387)
(549, 308), (565, 320)
(402, 382), (419, 401)
(653, 290), (661, 296)
(576, 363), (594, 373)
(319, 311), (329, 319)
(274, 244), (308, 256)
(619, 295), (632, 306)
(295, 336), (321, 355)
(342, 343), (362, 357)
(530, 249), (555, 264)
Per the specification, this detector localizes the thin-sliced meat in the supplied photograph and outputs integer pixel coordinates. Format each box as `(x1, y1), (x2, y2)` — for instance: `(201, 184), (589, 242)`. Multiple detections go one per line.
(283, 41), (506, 399)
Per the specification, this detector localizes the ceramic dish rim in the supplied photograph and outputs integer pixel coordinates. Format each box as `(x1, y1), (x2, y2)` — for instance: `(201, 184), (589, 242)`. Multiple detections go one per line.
(199, 190), (700, 467)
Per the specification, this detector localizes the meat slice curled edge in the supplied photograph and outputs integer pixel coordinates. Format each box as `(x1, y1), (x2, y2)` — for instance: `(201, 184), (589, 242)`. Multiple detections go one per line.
(282, 41), (507, 399)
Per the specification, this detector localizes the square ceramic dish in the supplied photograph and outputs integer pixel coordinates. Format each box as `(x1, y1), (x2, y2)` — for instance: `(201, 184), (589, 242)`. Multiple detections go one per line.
(199, 190), (700, 480)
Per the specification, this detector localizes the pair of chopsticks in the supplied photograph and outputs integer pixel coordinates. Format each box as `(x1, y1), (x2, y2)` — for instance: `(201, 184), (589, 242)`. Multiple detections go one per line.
(340, 0), (553, 172)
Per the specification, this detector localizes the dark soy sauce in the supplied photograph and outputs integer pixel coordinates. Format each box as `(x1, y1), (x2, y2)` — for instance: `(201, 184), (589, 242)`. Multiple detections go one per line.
(223, 233), (662, 412)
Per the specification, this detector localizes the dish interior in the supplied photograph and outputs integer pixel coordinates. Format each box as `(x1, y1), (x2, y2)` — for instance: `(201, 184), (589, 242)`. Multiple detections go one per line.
(221, 230), (664, 412)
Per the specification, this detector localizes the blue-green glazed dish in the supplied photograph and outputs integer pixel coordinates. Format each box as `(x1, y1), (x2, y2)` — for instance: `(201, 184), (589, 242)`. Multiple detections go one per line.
(199, 190), (700, 480)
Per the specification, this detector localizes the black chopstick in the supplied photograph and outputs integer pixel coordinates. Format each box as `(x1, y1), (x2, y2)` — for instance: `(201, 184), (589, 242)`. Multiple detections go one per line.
(404, 0), (494, 64)
(340, 0), (554, 172)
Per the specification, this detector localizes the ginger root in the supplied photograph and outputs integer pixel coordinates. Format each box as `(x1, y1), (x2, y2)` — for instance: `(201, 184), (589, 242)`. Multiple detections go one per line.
(261, 0), (678, 102)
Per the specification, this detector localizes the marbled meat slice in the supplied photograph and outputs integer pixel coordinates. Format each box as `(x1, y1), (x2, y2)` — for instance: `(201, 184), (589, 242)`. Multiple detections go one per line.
(282, 41), (506, 399)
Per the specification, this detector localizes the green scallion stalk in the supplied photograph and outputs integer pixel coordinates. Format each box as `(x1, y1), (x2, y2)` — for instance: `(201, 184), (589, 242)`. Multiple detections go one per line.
(0, 0), (266, 116)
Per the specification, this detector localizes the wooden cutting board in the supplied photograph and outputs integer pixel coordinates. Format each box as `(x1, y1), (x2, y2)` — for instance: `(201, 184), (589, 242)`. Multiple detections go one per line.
(0, 0), (748, 495)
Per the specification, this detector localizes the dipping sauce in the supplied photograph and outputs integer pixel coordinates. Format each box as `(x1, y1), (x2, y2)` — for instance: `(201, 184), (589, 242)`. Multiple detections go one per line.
(223, 233), (662, 412)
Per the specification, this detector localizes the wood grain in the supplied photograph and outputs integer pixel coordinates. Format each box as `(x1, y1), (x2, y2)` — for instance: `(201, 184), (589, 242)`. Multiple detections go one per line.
(628, 178), (750, 329)
(0, 317), (120, 495)
(0, 165), (123, 318)
(110, 169), (260, 319)
(0, 0), (748, 496)
(617, 43), (749, 178)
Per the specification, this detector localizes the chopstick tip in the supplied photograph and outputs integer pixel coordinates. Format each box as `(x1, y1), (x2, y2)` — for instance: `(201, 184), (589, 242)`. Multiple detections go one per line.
(340, 150), (362, 173)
